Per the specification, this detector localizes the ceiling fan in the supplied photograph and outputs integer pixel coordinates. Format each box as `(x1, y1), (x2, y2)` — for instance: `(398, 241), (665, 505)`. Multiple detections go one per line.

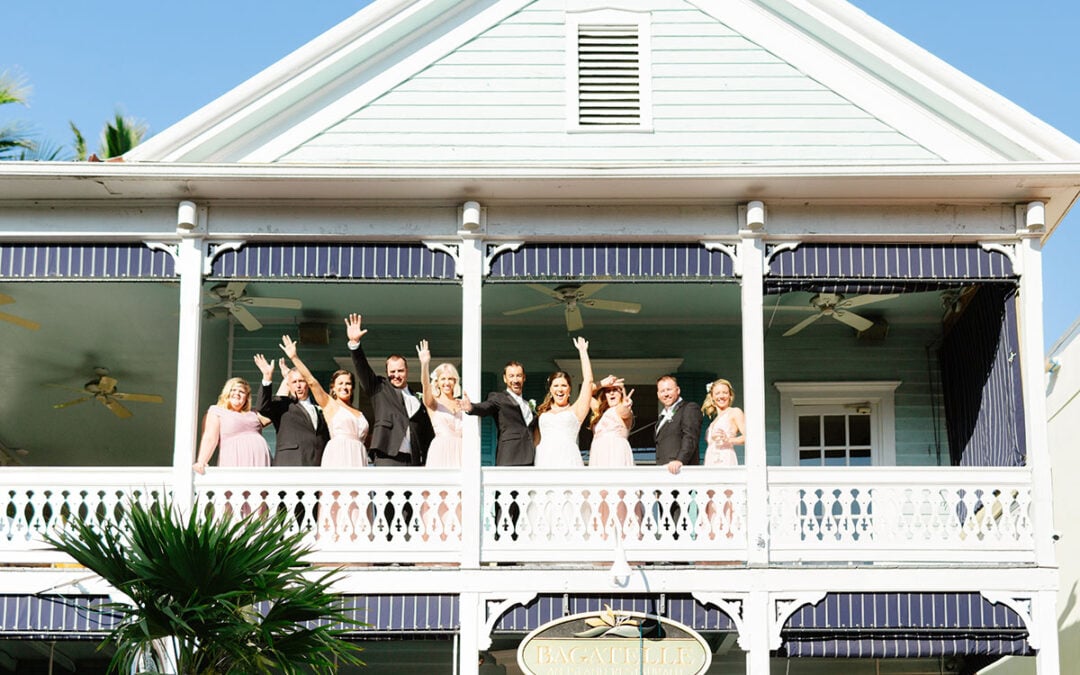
(774, 292), (898, 337)
(0, 293), (40, 330)
(503, 283), (642, 331)
(49, 368), (164, 419)
(205, 282), (302, 331)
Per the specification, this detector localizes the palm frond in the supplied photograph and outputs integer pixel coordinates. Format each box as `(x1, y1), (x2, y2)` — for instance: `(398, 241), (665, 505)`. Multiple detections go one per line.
(100, 109), (147, 158)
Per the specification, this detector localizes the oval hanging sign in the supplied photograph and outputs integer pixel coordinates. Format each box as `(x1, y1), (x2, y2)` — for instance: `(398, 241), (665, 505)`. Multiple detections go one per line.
(517, 606), (712, 675)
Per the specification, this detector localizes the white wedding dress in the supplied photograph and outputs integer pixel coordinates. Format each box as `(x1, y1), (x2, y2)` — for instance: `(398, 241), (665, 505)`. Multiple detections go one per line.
(534, 409), (585, 468)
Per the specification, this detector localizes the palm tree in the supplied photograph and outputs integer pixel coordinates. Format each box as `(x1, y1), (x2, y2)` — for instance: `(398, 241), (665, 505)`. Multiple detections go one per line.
(46, 498), (365, 674)
(0, 71), (34, 159)
(100, 109), (147, 158)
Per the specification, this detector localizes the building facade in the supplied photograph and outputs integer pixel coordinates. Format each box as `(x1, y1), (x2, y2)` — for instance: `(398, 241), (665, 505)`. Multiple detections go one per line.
(1, 0), (1078, 673)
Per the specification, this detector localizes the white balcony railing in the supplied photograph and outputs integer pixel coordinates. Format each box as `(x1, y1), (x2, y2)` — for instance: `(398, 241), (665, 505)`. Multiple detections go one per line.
(0, 466), (1035, 566)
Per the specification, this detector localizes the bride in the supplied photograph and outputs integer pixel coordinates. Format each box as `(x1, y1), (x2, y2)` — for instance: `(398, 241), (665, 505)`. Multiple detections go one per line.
(533, 336), (593, 468)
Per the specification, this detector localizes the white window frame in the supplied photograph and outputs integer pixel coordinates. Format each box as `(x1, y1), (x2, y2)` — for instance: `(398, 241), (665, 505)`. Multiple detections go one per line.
(774, 381), (901, 466)
(565, 8), (653, 132)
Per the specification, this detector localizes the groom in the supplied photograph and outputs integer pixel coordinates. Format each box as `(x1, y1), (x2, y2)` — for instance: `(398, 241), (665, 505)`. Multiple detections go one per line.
(462, 361), (536, 466)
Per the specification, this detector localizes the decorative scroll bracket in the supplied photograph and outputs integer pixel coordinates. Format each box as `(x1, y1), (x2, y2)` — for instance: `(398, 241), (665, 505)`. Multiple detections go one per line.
(422, 240), (462, 278)
(484, 241), (524, 277)
(479, 592), (537, 650)
(979, 241), (1020, 276)
(771, 591), (827, 651)
(982, 591), (1036, 649)
(763, 241), (800, 276)
(702, 241), (741, 277)
(204, 241), (247, 276)
(692, 592), (747, 649)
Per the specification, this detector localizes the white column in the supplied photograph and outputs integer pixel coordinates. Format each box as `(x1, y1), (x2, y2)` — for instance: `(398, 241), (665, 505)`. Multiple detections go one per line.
(1035, 589), (1061, 675)
(1017, 225), (1056, 567)
(458, 591), (482, 675)
(172, 231), (206, 514)
(459, 229), (485, 570)
(739, 225), (768, 566)
(744, 590), (771, 675)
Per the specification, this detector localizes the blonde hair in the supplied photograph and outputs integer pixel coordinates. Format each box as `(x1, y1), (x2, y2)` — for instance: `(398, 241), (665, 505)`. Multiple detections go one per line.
(216, 377), (252, 411)
(701, 378), (735, 418)
(431, 363), (462, 398)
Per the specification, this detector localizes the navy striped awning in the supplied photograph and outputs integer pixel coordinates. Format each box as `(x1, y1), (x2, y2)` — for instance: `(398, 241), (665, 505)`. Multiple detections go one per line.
(488, 244), (736, 281)
(0, 244), (175, 279)
(494, 594), (735, 632)
(767, 244), (1015, 294)
(781, 592), (1031, 658)
(209, 243), (457, 281)
(338, 594), (459, 634)
(0, 595), (118, 638)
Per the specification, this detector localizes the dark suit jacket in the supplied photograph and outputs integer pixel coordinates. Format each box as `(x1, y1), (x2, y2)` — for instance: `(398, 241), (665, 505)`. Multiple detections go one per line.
(655, 399), (703, 466)
(256, 384), (330, 467)
(467, 391), (537, 466)
(351, 343), (433, 466)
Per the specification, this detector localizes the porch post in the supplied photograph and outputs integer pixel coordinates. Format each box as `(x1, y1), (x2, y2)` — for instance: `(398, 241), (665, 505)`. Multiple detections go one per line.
(739, 206), (768, 566)
(458, 591), (481, 675)
(744, 590), (771, 675)
(1034, 589), (1061, 675)
(458, 209), (485, 570)
(1016, 208), (1056, 567)
(171, 203), (207, 514)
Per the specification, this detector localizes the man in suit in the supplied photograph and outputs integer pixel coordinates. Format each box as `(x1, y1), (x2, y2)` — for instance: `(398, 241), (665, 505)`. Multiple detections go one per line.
(462, 361), (536, 466)
(655, 374), (702, 474)
(346, 313), (434, 466)
(254, 353), (330, 466)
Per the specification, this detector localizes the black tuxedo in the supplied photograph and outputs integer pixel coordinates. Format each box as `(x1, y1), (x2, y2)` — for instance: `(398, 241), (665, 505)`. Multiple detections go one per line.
(256, 384), (330, 467)
(467, 390), (537, 466)
(350, 343), (433, 466)
(655, 399), (703, 466)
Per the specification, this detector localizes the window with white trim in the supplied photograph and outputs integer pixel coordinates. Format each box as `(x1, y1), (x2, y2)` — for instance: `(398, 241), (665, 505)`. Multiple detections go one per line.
(775, 382), (901, 466)
(566, 11), (652, 131)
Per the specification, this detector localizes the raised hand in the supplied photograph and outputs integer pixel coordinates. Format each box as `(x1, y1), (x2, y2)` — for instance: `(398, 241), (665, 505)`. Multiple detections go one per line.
(345, 313), (368, 343)
(572, 336), (589, 352)
(416, 339), (431, 364)
(277, 357), (290, 379)
(623, 388), (635, 409)
(279, 335), (298, 360)
(253, 354), (275, 381)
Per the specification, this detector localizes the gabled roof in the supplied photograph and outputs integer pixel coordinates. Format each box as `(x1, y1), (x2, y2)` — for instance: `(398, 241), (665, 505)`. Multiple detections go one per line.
(125, 0), (1080, 166)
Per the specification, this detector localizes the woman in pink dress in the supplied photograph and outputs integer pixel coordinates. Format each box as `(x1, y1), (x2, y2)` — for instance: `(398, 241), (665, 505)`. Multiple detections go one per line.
(416, 339), (469, 541)
(192, 377), (271, 473)
(702, 378), (746, 539)
(587, 377), (637, 537)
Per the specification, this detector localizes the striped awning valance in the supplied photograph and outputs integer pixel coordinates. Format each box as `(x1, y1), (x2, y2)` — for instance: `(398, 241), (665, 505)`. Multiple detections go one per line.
(767, 244), (1015, 294)
(781, 592), (1031, 658)
(494, 594), (735, 632)
(0, 244), (175, 279)
(209, 244), (457, 281)
(338, 594), (459, 634)
(488, 244), (736, 281)
(0, 595), (117, 638)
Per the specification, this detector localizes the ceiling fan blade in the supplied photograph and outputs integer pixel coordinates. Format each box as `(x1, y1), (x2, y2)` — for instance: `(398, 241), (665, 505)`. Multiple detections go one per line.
(0, 312), (40, 331)
(832, 310), (875, 332)
(525, 284), (565, 300)
(581, 298), (641, 314)
(770, 306), (819, 312)
(97, 376), (119, 394)
(503, 301), (561, 316)
(112, 392), (164, 403)
(224, 281), (248, 297)
(230, 304), (264, 332)
(101, 397), (134, 419)
(242, 296), (303, 310)
(565, 305), (584, 332)
(53, 396), (92, 409)
(575, 283), (608, 299)
(783, 313), (823, 337)
(837, 294), (899, 309)
(0, 293), (14, 306)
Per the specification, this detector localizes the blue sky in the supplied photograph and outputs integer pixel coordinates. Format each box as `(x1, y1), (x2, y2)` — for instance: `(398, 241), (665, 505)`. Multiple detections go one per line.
(3, 0), (1078, 347)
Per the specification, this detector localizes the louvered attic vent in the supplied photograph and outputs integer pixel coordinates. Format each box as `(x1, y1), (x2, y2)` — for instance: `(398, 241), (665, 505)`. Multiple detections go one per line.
(577, 24), (641, 126)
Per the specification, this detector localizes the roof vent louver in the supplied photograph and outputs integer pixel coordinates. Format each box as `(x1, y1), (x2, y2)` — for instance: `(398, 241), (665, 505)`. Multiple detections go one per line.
(577, 24), (641, 126)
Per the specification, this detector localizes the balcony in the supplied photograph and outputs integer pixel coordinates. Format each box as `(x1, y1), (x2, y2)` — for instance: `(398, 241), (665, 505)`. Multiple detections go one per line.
(1, 465), (1035, 567)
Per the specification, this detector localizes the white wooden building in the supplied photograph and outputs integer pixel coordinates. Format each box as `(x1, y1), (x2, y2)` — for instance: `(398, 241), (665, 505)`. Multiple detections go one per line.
(1, 0), (1079, 672)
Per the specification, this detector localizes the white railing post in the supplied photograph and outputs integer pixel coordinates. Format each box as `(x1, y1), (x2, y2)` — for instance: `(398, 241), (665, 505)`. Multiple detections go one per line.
(1016, 210), (1056, 568)
(171, 205), (208, 515)
(459, 210), (486, 568)
(739, 210), (769, 566)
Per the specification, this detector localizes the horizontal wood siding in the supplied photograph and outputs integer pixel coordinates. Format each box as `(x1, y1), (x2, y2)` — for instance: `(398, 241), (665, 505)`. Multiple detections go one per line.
(764, 322), (948, 467)
(280, 0), (939, 164)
